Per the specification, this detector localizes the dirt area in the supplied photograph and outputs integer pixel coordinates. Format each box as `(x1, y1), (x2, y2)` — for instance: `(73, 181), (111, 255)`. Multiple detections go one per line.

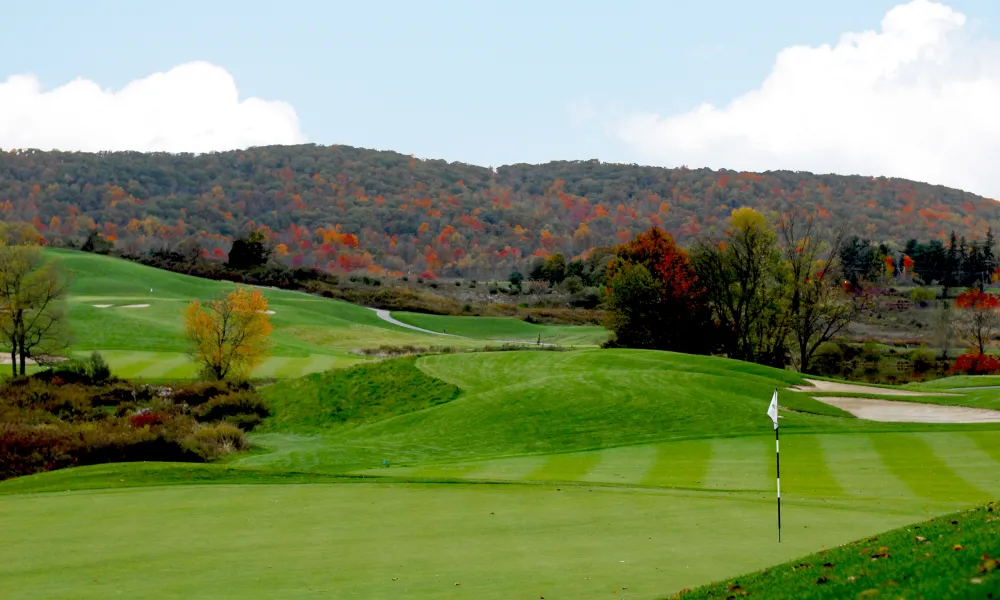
(812, 396), (1000, 423)
(789, 378), (960, 397)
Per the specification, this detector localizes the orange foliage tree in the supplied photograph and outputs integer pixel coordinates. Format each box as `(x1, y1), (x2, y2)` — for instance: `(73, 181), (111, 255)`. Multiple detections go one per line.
(183, 286), (273, 380)
(605, 227), (710, 352)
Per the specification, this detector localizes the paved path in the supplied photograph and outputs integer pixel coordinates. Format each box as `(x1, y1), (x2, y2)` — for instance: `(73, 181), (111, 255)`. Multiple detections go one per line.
(369, 308), (456, 337)
(369, 308), (556, 346)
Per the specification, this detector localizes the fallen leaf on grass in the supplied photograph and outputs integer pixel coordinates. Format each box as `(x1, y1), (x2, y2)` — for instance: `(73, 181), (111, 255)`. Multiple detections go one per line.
(822, 562), (835, 568)
(816, 576), (829, 584)
(914, 536), (927, 543)
(978, 557), (999, 574)
(953, 544), (964, 551)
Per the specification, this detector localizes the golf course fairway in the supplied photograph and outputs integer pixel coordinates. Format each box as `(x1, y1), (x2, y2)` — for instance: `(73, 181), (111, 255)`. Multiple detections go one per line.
(6, 341), (1000, 597)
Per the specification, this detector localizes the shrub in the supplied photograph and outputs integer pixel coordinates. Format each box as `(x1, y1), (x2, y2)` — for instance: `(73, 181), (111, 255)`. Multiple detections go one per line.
(195, 390), (269, 429)
(87, 352), (113, 383)
(811, 342), (845, 376)
(951, 352), (1000, 375)
(128, 410), (169, 428)
(187, 422), (248, 458)
(910, 288), (936, 307)
(171, 381), (240, 406)
(910, 347), (937, 373)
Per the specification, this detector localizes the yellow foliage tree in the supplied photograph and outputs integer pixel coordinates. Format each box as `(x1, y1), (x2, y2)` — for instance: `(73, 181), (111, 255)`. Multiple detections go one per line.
(183, 286), (272, 380)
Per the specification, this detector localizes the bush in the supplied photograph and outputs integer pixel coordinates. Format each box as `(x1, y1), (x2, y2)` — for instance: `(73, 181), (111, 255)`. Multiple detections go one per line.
(811, 342), (845, 376)
(187, 422), (247, 458)
(951, 352), (1000, 375)
(910, 347), (937, 373)
(172, 381), (242, 406)
(910, 288), (936, 307)
(195, 390), (270, 430)
(87, 351), (112, 383)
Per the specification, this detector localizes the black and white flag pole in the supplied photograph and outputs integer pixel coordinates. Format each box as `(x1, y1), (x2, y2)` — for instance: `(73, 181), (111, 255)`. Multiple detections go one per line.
(767, 388), (781, 542)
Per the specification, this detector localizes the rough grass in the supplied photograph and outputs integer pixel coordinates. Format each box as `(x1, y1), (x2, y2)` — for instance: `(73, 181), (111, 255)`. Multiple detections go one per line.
(674, 501), (1000, 599)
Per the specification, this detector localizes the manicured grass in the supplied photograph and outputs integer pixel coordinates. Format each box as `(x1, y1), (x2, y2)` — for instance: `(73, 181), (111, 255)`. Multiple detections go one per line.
(391, 311), (609, 345)
(0, 480), (937, 600)
(676, 501), (1000, 598)
(7, 344), (1000, 597)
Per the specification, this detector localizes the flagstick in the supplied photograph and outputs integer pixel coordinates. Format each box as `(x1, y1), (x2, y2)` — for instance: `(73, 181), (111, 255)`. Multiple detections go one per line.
(775, 423), (781, 543)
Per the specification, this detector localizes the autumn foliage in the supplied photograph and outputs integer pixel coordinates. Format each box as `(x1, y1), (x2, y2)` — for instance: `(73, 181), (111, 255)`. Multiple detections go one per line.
(954, 289), (1000, 356)
(604, 227), (710, 352)
(950, 352), (1000, 376)
(183, 286), (273, 380)
(4, 144), (1000, 279)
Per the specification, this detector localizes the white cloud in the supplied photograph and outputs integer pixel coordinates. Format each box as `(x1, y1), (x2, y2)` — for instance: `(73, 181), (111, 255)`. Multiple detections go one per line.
(0, 61), (306, 154)
(611, 0), (1000, 199)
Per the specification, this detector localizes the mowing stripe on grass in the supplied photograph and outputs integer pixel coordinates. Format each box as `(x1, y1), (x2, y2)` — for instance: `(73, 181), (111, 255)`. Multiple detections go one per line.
(870, 433), (988, 503)
(966, 430), (1000, 465)
(525, 451), (602, 482)
(465, 456), (549, 481)
(702, 437), (770, 492)
(818, 434), (912, 501)
(641, 439), (713, 488)
(780, 434), (843, 499)
(579, 444), (658, 485)
(920, 432), (1000, 498)
(413, 462), (488, 480)
(134, 354), (192, 379)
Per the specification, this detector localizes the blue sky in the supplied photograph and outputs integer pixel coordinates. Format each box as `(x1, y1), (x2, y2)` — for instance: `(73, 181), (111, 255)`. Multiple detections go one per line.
(3, 1), (1000, 196)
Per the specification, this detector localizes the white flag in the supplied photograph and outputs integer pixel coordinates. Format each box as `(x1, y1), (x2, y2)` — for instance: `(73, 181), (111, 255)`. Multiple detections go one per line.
(767, 389), (779, 430)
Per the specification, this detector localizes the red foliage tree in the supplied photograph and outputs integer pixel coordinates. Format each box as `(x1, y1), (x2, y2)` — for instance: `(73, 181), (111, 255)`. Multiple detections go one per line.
(954, 289), (1000, 355)
(605, 227), (711, 352)
(951, 352), (1000, 375)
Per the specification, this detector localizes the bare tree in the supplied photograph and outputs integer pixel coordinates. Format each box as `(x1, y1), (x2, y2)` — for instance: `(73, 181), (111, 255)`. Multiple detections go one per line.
(0, 243), (70, 376)
(776, 211), (857, 373)
(954, 289), (1000, 355)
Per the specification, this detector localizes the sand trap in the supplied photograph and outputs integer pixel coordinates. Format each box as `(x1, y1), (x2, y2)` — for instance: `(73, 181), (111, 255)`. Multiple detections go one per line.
(92, 304), (113, 308)
(118, 304), (150, 309)
(813, 396), (1000, 423)
(259, 310), (276, 315)
(789, 378), (960, 397)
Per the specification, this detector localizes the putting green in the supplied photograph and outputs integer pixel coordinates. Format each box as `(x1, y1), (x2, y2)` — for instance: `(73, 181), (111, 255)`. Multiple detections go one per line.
(0, 481), (934, 600)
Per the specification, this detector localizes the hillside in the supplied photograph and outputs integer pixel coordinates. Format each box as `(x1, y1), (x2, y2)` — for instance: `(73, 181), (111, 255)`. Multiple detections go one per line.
(2, 144), (997, 278)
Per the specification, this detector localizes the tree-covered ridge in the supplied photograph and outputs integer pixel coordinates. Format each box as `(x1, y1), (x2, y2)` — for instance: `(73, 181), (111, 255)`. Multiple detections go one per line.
(1, 143), (997, 278)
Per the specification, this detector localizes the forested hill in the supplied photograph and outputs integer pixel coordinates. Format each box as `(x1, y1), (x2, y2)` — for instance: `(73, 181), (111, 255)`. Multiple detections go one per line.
(0, 143), (996, 278)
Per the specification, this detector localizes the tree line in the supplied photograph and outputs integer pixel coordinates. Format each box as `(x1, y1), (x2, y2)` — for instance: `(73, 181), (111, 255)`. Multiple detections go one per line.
(603, 208), (861, 372)
(3, 143), (999, 280)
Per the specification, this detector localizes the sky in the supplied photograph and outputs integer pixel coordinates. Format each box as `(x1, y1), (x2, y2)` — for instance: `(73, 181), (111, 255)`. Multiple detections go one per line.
(3, 0), (1000, 197)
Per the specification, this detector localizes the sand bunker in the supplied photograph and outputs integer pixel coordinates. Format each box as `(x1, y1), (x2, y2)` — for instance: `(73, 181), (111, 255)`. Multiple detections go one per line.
(789, 378), (959, 397)
(259, 310), (276, 315)
(118, 304), (150, 309)
(813, 396), (1000, 423)
(92, 304), (113, 308)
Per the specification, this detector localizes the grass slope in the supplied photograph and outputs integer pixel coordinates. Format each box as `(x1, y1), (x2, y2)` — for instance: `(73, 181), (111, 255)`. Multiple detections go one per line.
(44, 249), (597, 379)
(391, 311), (609, 345)
(258, 357), (460, 433)
(675, 501), (1000, 598)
